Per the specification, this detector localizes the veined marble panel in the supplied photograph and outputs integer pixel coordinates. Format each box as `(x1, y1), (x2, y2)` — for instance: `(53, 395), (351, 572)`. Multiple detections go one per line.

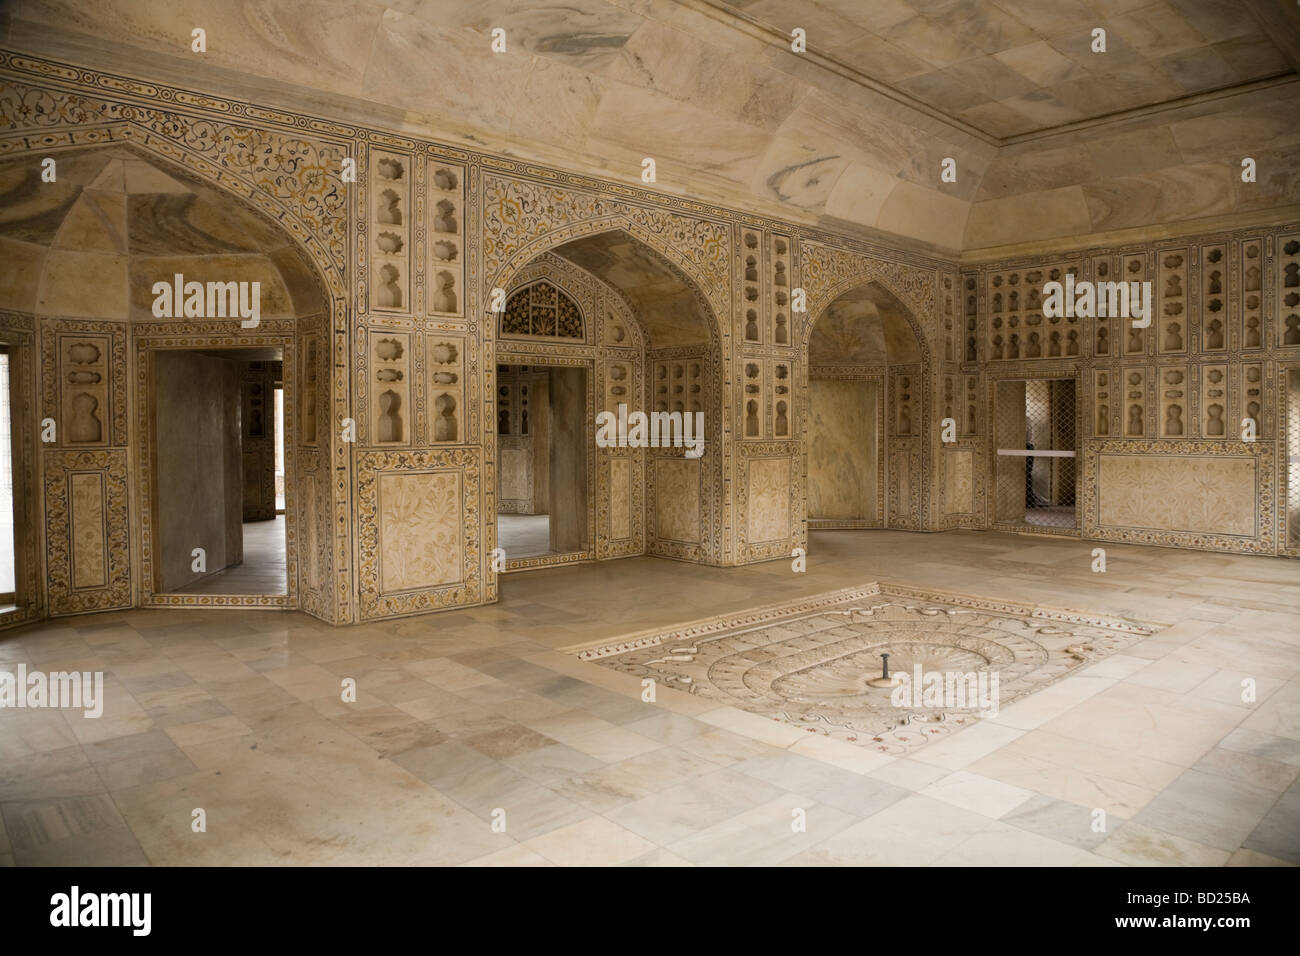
(500, 447), (529, 502)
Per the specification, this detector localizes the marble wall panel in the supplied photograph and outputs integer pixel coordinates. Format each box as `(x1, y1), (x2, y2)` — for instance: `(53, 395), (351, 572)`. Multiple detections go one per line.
(655, 457), (701, 544)
(609, 457), (631, 540)
(377, 470), (463, 593)
(44, 450), (131, 616)
(943, 448), (975, 516)
(746, 456), (790, 544)
(355, 448), (483, 621)
(1098, 454), (1256, 536)
(808, 377), (878, 523)
(69, 471), (107, 589)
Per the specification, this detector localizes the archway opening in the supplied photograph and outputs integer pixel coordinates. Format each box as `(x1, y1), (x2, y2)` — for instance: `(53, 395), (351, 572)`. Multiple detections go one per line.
(806, 282), (924, 531)
(0, 142), (328, 611)
(493, 228), (721, 577)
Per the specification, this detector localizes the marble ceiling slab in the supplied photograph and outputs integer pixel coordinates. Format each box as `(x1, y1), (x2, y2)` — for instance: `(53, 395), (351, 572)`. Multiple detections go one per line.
(1213, 33), (1293, 80)
(1231, 141), (1300, 211)
(778, 88), (987, 193)
(364, 9), (525, 138)
(822, 163), (901, 231)
(897, 68), (994, 113)
(964, 184), (1093, 248)
(507, 57), (607, 147)
(52, 191), (128, 255)
(587, 83), (769, 187)
(994, 40), (1090, 87)
(1169, 100), (1300, 164)
(881, 14), (988, 70)
(1159, 47), (1248, 96)
(471, 0), (643, 71)
(825, 32), (933, 83)
(741, 0), (873, 50)
(1167, 0), (1264, 41)
(948, 54), (1040, 102)
(875, 180), (969, 250)
(955, 100), (1036, 140)
(751, 140), (850, 210)
(1109, 1), (1207, 60)
(606, 18), (799, 132)
(1082, 125), (1185, 180)
(1080, 162), (1236, 233)
(939, 0), (1039, 55)
(817, 0), (916, 33)
(994, 90), (1088, 131)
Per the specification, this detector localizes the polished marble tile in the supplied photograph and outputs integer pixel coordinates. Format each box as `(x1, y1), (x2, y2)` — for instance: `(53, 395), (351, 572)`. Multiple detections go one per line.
(1002, 793), (1119, 850)
(1096, 821), (1231, 867)
(2, 529), (1297, 865)
(1133, 768), (1279, 852)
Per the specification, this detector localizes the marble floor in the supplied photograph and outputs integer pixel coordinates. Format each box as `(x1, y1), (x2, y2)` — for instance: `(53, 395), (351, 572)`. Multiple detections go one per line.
(497, 514), (554, 559)
(176, 517), (287, 596)
(1, 529), (1297, 867)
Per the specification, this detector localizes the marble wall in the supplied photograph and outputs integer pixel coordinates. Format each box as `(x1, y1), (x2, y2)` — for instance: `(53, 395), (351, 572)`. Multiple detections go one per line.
(966, 224), (1298, 554)
(0, 51), (1295, 633)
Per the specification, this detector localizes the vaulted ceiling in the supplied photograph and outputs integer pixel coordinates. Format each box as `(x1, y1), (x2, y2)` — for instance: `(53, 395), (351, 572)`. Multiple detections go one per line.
(0, 145), (324, 318)
(4, 0), (1297, 255)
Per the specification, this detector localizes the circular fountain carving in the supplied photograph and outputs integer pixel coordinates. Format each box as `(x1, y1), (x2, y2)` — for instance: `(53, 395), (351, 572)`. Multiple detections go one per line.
(591, 590), (1152, 755)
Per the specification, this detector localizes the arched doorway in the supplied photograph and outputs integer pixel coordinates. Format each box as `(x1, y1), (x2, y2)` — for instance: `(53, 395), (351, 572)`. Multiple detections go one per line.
(805, 281), (927, 533)
(0, 141), (333, 615)
(489, 227), (724, 575)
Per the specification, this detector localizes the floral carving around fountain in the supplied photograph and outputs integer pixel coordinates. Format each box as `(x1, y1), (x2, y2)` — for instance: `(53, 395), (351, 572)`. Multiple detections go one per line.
(580, 584), (1158, 754)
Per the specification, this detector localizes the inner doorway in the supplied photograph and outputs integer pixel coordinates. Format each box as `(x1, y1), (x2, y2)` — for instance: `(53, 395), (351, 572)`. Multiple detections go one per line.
(994, 378), (1078, 529)
(495, 363), (590, 563)
(150, 347), (288, 595)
